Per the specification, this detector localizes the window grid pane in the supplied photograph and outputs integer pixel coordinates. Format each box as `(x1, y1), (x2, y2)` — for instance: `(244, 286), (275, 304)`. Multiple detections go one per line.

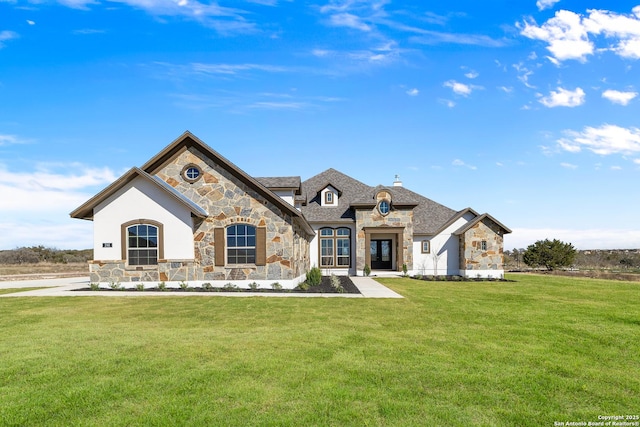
(227, 224), (256, 264)
(127, 224), (159, 266)
(319, 230), (350, 268)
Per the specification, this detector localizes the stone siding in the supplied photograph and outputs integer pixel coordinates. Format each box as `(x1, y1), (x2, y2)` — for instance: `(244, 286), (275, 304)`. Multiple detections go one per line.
(355, 203), (414, 272)
(94, 145), (311, 283)
(459, 218), (504, 271)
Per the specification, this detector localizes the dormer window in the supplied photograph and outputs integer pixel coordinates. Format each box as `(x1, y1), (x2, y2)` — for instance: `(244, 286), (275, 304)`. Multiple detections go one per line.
(321, 185), (339, 207)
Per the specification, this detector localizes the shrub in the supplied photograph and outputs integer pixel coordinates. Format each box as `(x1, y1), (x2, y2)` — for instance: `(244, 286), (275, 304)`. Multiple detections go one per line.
(202, 282), (213, 291)
(330, 274), (341, 289)
(296, 282), (309, 291)
(179, 281), (190, 291)
(248, 282), (259, 291)
(306, 267), (322, 286)
(363, 264), (371, 277)
(135, 283), (145, 291)
(271, 282), (283, 291)
(109, 279), (121, 290)
(90, 283), (100, 291)
(223, 283), (238, 291)
(157, 281), (167, 291)
(402, 263), (408, 276)
(330, 274), (345, 293)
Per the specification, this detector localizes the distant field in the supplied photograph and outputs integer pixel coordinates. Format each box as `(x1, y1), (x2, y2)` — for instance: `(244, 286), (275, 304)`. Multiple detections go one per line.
(1, 274), (638, 426)
(0, 262), (87, 279)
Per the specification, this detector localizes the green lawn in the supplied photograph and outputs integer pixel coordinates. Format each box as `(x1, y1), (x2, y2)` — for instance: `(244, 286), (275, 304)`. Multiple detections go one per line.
(1, 274), (638, 426)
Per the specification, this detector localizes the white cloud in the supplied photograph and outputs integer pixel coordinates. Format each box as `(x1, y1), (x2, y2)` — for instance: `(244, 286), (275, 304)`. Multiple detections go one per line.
(558, 124), (640, 156)
(537, 0), (561, 11)
(505, 227), (640, 250)
(444, 80), (483, 97)
(539, 87), (585, 107)
(42, 0), (255, 34)
(26, 20), (35, 25)
(521, 6), (640, 62)
(560, 162), (577, 169)
(0, 162), (118, 211)
(439, 99), (456, 108)
(520, 11), (593, 61)
(0, 134), (26, 145)
(602, 89), (637, 105)
(452, 159), (477, 170)
(0, 221), (93, 250)
(0, 162), (120, 249)
(499, 86), (513, 93)
(585, 7), (640, 59)
(189, 62), (289, 75)
(464, 70), (479, 79)
(0, 30), (18, 48)
(329, 12), (371, 31)
(406, 88), (419, 96)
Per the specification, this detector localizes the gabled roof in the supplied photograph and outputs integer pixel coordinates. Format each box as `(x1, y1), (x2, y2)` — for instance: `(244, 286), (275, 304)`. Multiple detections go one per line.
(70, 167), (208, 220)
(300, 168), (372, 222)
(140, 131), (314, 236)
(415, 207), (479, 237)
(453, 213), (512, 235)
(255, 176), (301, 194)
(300, 168), (457, 232)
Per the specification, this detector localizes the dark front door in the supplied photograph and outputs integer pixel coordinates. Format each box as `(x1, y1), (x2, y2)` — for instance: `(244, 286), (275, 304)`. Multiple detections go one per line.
(370, 239), (392, 270)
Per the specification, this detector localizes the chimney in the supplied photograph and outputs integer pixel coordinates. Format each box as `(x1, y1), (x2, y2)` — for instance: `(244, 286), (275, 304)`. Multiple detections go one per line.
(393, 174), (403, 187)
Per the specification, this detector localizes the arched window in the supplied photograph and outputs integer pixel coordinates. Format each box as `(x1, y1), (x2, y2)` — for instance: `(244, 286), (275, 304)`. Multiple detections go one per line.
(126, 224), (159, 265)
(319, 227), (350, 268)
(227, 224), (256, 264)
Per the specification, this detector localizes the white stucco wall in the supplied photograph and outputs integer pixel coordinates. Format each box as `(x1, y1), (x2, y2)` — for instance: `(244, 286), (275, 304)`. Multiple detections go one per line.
(272, 190), (295, 206)
(411, 211), (476, 276)
(309, 224), (355, 276)
(92, 177), (196, 261)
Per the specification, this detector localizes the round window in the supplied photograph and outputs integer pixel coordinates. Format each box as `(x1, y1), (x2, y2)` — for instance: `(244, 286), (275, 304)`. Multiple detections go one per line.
(182, 164), (202, 182)
(378, 200), (390, 215)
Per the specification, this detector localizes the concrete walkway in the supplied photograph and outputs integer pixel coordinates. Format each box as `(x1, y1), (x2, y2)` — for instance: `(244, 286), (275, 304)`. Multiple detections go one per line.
(0, 276), (403, 299)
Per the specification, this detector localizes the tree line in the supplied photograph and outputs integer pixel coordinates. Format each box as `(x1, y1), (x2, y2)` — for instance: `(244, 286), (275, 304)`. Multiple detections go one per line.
(0, 246), (93, 264)
(505, 240), (640, 271)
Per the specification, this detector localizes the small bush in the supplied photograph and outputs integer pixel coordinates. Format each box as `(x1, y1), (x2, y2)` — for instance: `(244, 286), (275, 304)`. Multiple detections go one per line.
(363, 264), (371, 276)
(158, 281), (167, 291)
(179, 281), (190, 290)
(223, 283), (238, 291)
(402, 263), (408, 276)
(248, 282), (259, 291)
(202, 282), (213, 291)
(135, 283), (145, 291)
(109, 280), (121, 290)
(330, 274), (341, 289)
(271, 282), (283, 291)
(296, 282), (309, 291)
(90, 283), (100, 291)
(306, 267), (322, 286)
(330, 274), (345, 293)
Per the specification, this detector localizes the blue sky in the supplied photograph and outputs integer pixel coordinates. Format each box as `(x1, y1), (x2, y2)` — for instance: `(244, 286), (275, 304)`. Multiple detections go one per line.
(1, 0), (640, 250)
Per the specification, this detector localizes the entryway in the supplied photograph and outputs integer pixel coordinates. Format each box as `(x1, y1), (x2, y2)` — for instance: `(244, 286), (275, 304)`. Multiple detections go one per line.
(370, 239), (392, 270)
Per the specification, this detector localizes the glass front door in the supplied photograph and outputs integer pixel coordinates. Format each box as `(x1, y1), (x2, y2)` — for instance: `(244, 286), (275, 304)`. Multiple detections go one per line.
(370, 239), (392, 270)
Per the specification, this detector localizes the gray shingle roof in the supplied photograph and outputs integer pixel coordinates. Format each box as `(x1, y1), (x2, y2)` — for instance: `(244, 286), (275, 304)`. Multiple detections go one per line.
(300, 168), (458, 233)
(255, 176), (301, 191)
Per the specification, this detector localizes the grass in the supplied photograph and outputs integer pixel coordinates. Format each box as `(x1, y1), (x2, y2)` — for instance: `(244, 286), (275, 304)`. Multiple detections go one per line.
(0, 287), (48, 295)
(0, 274), (638, 426)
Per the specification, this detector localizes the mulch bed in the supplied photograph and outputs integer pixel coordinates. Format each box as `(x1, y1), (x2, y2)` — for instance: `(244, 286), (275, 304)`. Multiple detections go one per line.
(75, 275), (361, 294)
